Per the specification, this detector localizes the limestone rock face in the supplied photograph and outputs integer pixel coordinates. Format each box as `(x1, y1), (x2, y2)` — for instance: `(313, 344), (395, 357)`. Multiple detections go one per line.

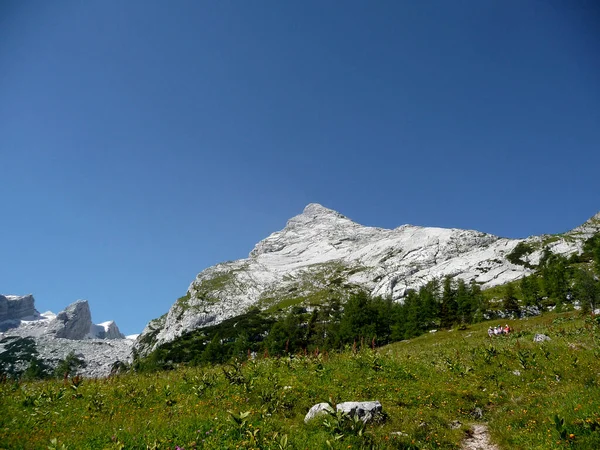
(0, 296), (133, 377)
(90, 321), (126, 339)
(137, 204), (600, 353)
(0, 295), (37, 322)
(47, 300), (93, 340)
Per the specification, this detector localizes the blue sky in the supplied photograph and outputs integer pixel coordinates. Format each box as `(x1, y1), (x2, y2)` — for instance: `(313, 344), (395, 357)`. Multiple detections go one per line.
(1, 1), (599, 335)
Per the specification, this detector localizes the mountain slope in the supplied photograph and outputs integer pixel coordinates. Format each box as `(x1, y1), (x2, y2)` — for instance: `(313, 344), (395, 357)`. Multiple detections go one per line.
(137, 204), (600, 352)
(0, 296), (133, 377)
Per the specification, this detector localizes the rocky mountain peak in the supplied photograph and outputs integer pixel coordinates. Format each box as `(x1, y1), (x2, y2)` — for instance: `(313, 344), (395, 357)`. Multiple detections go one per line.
(303, 203), (347, 219)
(0, 294), (37, 323)
(137, 205), (600, 353)
(250, 203), (357, 257)
(47, 300), (92, 340)
(0, 296), (132, 377)
(285, 203), (353, 229)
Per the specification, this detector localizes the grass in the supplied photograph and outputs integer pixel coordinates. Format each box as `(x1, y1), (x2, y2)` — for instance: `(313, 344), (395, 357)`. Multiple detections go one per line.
(1, 311), (599, 449)
(257, 261), (365, 313)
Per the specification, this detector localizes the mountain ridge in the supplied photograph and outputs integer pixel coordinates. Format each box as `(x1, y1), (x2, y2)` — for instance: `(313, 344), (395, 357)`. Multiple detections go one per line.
(136, 204), (600, 353)
(0, 295), (133, 377)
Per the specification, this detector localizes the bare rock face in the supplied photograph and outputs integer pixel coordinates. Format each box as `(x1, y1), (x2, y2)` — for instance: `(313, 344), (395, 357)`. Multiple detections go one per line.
(47, 300), (93, 340)
(0, 296), (132, 377)
(137, 204), (600, 353)
(89, 321), (125, 339)
(0, 295), (37, 322)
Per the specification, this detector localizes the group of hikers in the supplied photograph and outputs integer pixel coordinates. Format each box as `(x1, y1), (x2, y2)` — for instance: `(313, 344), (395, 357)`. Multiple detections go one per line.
(488, 324), (512, 337)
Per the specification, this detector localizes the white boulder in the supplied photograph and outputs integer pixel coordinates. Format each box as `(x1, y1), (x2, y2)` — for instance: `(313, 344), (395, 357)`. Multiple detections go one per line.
(336, 401), (383, 423)
(304, 402), (335, 423)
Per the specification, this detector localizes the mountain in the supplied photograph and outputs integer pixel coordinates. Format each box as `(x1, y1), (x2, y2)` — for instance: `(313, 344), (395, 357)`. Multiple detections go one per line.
(0, 295), (133, 377)
(136, 204), (600, 353)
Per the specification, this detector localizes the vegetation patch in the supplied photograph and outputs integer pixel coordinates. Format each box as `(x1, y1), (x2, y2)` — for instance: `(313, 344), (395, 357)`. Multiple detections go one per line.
(506, 241), (534, 268)
(2, 312), (600, 449)
(4, 235), (599, 447)
(257, 261), (366, 312)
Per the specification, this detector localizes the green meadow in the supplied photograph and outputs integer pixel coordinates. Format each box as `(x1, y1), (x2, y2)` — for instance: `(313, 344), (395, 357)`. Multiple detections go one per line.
(1, 311), (599, 449)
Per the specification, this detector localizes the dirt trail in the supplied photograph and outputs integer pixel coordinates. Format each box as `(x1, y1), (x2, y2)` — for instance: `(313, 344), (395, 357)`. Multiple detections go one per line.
(462, 424), (499, 450)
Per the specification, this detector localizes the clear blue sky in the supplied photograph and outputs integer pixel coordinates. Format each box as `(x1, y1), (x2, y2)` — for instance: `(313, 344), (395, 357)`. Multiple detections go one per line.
(1, 1), (599, 335)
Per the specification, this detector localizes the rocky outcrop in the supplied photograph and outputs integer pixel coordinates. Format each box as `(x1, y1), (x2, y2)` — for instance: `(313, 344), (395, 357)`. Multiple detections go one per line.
(137, 204), (600, 352)
(89, 321), (125, 339)
(46, 300), (92, 340)
(0, 296), (133, 377)
(0, 295), (37, 322)
(0, 334), (134, 378)
(336, 401), (383, 423)
(304, 400), (383, 424)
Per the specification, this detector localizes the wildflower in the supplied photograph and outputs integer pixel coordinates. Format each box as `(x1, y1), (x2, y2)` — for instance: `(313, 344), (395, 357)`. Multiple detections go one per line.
(569, 434), (575, 439)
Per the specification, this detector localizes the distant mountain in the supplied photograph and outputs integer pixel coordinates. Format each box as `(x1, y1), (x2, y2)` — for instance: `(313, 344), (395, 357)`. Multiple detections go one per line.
(136, 204), (600, 353)
(0, 295), (133, 377)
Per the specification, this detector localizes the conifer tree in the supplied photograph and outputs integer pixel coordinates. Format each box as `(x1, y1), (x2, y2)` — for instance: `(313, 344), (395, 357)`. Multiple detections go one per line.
(469, 279), (486, 322)
(455, 279), (472, 323)
(419, 280), (441, 327)
(338, 291), (377, 344)
(440, 276), (458, 328)
(573, 268), (599, 314)
(502, 283), (520, 316)
(404, 290), (424, 338)
(520, 275), (541, 307)
(540, 253), (569, 303)
(585, 233), (600, 273)
(202, 335), (226, 363)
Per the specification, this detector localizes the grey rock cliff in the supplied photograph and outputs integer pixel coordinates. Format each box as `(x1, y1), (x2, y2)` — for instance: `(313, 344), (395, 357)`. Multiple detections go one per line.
(0, 296), (132, 377)
(46, 300), (93, 340)
(137, 204), (600, 352)
(89, 321), (126, 339)
(0, 294), (37, 322)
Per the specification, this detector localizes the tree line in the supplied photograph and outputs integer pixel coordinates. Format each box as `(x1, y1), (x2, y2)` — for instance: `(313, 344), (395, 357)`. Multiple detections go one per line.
(137, 232), (600, 371)
(136, 277), (490, 370)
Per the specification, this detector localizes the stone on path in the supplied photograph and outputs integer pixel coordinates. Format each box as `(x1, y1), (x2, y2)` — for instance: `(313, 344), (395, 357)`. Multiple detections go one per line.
(462, 424), (499, 450)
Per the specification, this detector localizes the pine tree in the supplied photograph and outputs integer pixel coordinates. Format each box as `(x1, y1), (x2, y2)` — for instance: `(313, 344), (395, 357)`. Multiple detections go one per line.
(540, 253), (569, 304)
(573, 268), (599, 314)
(440, 277), (458, 328)
(583, 233), (600, 273)
(503, 283), (520, 316)
(456, 279), (472, 323)
(520, 275), (541, 307)
(404, 290), (424, 338)
(202, 335), (226, 363)
(469, 280), (486, 322)
(338, 292), (377, 344)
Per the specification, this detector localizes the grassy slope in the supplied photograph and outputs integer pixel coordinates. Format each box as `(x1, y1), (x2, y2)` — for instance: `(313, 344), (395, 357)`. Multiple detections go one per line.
(1, 312), (599, 449)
